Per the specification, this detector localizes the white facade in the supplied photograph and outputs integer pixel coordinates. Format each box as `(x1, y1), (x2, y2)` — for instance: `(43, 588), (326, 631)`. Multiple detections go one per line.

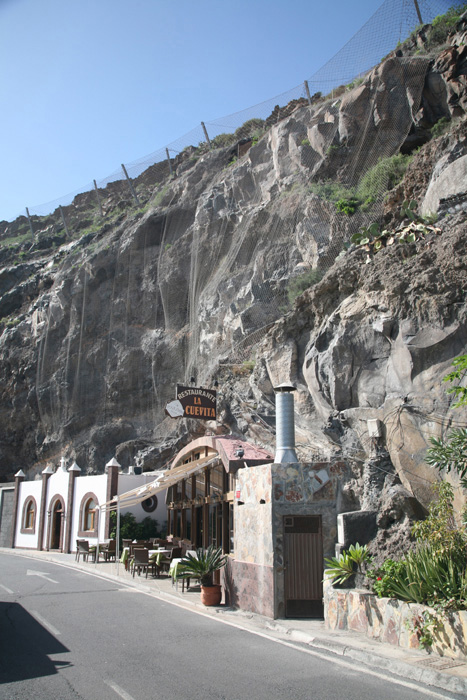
(117, 473), (167, 527)
(71, 473), (108, 545)
(12, 461), (167, 552)
(14, 479), (42, 549)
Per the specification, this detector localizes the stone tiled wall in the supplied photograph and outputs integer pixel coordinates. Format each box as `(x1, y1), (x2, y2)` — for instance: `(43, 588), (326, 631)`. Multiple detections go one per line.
(270, 461), (343, 558)
(233, 460), (348, 618)
(324, 583), (467, 660)
(271, 462), (344, 618)
(0, 488), (14, 548)
(223, 557), (274, 618)
(235, 464), (273, 565)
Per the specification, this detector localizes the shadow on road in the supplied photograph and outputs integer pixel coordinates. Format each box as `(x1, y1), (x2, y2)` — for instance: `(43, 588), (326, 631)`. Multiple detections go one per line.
(0, 601), (70, 684)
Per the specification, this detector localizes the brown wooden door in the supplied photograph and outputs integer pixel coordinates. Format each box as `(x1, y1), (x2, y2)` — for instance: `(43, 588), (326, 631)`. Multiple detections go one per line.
(284, 515), (323, 618)
(51, 502), (63, 550)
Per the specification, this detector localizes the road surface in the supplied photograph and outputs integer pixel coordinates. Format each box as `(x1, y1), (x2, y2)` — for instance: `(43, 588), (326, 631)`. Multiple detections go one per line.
(0, 553), (460, 700)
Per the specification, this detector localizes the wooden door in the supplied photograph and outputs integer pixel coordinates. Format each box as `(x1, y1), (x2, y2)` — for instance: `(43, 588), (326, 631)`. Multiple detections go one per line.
(284, 515), (323, 618)
(51, 502), (63, 550)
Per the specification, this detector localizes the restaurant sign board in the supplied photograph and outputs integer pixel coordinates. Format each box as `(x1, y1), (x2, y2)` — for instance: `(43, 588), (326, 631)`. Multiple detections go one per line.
(165, 384), (217, 420)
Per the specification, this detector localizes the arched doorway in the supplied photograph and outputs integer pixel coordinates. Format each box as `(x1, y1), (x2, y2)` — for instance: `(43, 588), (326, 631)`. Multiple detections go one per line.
(49, 497), (65, 550)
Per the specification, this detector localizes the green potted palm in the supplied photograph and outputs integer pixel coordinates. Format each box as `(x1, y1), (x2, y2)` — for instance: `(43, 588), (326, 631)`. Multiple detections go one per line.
(179, 545), (227, 605)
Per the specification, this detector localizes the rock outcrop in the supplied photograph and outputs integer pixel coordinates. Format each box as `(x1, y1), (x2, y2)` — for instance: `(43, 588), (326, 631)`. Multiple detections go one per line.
(0, 14), (466, 531)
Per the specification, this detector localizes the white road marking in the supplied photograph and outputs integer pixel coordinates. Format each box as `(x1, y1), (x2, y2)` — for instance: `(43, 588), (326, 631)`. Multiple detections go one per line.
(104, 680), (137, 700)
(31, 610), (61, 636)
(4, 552), (458, 699)
(0, 583), (14, 594)
(234, 631), (458, 700)
(26, 569), (59, 583)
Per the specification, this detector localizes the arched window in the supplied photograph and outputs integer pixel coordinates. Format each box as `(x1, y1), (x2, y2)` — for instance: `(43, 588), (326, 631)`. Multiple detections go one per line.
(78, 492), (99, 537)
(21, 497), (36, 533)
(84, 498), (97, 531)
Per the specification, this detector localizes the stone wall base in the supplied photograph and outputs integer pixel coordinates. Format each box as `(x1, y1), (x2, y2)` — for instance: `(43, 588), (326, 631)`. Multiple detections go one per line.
(324, 583), (467, 659)
(223, 558), (274, 618)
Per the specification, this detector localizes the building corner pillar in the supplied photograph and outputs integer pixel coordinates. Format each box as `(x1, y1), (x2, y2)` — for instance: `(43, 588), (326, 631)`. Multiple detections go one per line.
(37, 466), (53, 551)
(65, 462), (81, 553)
(105, 458), (121, 539)
(10, 470), (26, 548)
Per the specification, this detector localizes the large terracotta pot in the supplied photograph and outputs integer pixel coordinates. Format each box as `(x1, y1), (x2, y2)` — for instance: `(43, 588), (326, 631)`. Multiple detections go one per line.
(200, 584), (222, 606)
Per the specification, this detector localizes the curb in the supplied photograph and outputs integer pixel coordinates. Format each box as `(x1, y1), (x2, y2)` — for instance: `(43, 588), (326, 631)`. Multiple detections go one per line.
(266, 620), (467, 697)
(3, 548), (467, 697)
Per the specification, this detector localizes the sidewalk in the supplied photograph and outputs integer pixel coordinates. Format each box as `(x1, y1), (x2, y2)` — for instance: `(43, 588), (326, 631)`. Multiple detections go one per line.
(3, 546), (467, 698)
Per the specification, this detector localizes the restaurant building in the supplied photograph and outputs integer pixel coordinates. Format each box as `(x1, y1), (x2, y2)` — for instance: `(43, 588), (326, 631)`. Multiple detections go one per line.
(108, 384), (352, 619)
(7, 384), (355, 620)
(159, 432), (348, 619)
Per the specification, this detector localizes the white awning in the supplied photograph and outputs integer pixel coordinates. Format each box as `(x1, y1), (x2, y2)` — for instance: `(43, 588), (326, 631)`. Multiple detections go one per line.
(100, 454), (220, 511)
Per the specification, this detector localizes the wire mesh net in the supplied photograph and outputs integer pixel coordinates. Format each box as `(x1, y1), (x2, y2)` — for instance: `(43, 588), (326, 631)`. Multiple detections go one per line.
(26, 0), (462, 451)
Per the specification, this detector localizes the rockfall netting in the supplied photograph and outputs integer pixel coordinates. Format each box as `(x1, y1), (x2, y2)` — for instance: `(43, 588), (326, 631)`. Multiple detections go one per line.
(21, 0), (465, 450)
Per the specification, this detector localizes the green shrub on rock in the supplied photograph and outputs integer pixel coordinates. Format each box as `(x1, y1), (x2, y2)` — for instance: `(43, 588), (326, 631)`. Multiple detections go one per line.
(211, 132), (236, 149)
(426, 3), (467, 48)
(287, 268), (323, 303)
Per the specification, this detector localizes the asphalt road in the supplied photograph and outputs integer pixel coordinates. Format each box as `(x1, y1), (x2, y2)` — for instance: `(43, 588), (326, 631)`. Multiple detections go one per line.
(0, 553), (461, 700)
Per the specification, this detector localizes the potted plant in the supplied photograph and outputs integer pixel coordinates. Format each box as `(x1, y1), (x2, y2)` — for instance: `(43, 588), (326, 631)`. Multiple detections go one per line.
(179, 545), (227, 606)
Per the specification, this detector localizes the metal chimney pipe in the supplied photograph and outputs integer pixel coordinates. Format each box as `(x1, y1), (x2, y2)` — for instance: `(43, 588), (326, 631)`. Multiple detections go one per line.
(274, 383), (298, 463)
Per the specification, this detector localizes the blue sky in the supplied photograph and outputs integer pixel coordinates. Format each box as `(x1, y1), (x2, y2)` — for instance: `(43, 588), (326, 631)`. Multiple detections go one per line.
(0, 0), (402, 222)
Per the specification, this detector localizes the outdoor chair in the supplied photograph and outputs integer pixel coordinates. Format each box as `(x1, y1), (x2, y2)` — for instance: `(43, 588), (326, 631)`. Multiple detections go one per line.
(132, 548), (151, 578)
(100, 539), (116, 562)
(128, 546), (145, 574)
(129, 540), (148, 555)
(76, 540), (96, 563)
(180, 539), (193, 556)
(75, 539), (86, 561)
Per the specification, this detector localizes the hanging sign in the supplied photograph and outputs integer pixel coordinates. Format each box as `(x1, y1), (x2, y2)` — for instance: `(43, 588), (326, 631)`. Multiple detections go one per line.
(165, 384), (217, 420)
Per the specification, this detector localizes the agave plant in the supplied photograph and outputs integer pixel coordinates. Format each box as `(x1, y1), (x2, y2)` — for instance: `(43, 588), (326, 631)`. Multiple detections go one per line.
(324, 543), (372, 585)
(178, 545), (227, 587)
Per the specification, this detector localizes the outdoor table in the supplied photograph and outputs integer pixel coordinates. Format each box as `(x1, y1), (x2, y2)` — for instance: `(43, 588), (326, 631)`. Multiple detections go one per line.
(169, 558), (185, 590)
(169, 558), (183, 579)
(121, 547), (129, 567)
(149, 549), (171, 565)
(170, 551), (198, 590)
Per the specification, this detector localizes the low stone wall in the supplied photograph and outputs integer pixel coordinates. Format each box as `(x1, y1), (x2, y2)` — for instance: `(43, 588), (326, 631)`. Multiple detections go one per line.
(223, 557), (274, 618)
(324, 583), (467, 660)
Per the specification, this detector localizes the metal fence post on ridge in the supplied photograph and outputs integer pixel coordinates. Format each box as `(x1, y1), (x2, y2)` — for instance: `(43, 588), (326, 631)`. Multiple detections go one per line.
(93, 180), (104, 218)
(25, 207), (34, 236)
(59, 205), (70, 238)
(166, 148), (173, 178)
(121, 164), (140, 205)
(201, 122), (212, 149)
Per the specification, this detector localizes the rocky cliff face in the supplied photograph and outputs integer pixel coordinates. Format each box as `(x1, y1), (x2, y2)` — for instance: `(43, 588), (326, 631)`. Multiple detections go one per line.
(0, 15), (466, 524)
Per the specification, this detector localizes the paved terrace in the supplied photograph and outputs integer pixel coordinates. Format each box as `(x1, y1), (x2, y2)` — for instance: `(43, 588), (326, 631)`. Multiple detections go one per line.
(2, 546), (467, 698)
